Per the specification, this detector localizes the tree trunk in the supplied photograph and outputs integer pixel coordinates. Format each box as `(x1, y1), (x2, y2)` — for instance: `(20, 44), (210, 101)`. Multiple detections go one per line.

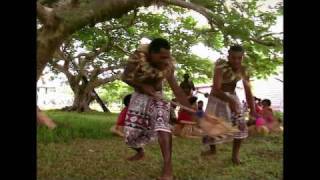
(81, 76), (110, 112)
(37, 25), (69, 80)
(36, 28), (64, 127)
(71, 87), (92, 112)
(91, 89), (110, 112)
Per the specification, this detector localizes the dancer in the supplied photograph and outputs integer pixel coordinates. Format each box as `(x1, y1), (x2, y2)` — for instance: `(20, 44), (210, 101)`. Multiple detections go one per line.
(122, 38), (192, 180)
(201, 45), (256, 165)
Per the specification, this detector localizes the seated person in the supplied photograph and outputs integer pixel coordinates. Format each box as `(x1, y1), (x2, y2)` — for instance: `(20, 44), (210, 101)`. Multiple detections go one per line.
(197, 100), (204, 113)
(179, 73), (195, 97)
(254, 97), (263, 115)
(177, 96), (198, 124)
(173, 96), (204, 137)
(248, 116), (269, 136)
(261, 99), (281, 133)
(248, 99), (282, 135)
(110, 94), (131, 137)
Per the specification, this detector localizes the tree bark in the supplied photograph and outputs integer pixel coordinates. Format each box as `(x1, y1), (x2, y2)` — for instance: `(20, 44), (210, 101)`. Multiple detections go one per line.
(68, 76), (111, 113)
(82, 76), (110, 112)
(91, 89), (110, 112)
(71, 84), (93, 112)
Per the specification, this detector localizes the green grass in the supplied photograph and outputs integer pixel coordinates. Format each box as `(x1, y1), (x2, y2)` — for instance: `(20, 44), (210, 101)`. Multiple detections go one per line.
(37, 110), (283, 180)
(37, 111), (118, 143)
(273, 111), (283, 123)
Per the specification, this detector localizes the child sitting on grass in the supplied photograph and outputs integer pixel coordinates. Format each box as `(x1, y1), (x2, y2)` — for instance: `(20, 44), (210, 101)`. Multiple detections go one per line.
(248, 116), (269, 136)
(248, 99), (282, 135)
(110, 94), (131, 137)
(261, 99), (282, 133)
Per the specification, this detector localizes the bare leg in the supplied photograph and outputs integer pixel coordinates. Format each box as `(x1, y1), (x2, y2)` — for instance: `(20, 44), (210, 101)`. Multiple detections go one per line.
(127, 147), (145, 161)
(157, 131), (173, 180)
(232, 139), (242, 165)
(37, 109), (56, 129)
(201, 144), (216, 156)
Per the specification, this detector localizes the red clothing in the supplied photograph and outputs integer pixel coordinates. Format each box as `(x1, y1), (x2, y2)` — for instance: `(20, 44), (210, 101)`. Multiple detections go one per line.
(255, 104), (263, 115)
(116, 107), (128, 126)
(178, 110), (193, 122)
(262, 107), (274, 124)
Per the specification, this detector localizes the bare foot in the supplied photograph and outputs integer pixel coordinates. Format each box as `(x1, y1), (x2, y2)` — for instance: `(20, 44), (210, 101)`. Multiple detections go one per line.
(126, 151), (145, 161)
(232, 156), (243, 165)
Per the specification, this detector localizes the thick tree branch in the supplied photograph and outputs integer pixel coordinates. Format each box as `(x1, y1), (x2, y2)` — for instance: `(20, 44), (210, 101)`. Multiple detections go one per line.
(162, 0), (219, 28)
(93, 72), (122, 87)
(54, 45), (73, 72)
(55, 48), (68, 61)
(75, 40), (113, 62)
(56, 0), (153, 33)
(37, 2), (57, 27)
(99, 64), (125, 74)
(89, 63), (125, 81)
(70, 60), (83, 85)
(51, 60), (74, 80)
(105, 9), (138, 31)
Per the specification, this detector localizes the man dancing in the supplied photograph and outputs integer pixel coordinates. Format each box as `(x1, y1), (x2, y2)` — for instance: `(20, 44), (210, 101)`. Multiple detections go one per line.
(202, 45), (256, 165)
(122, 38), (191, 180)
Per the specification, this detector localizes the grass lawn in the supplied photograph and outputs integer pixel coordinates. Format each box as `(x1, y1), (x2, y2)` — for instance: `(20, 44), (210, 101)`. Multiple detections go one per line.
(37, 111), (283, 180)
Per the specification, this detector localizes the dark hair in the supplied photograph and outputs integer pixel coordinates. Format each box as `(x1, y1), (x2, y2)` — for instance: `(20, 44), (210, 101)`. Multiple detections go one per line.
(254, 97), (261, 102)
(198, 100), (203, 104)
(262, 99), (271, 106)
(183, 74), (190, 79)
(188, 96), (198, 104)
(123, 94), (132, 107)
(228, 44), (244, 53)
(148, 38), (171, 53)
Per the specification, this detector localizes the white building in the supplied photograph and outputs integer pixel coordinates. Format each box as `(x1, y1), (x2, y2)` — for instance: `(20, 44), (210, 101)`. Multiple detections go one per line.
(37, 73), (74, 110)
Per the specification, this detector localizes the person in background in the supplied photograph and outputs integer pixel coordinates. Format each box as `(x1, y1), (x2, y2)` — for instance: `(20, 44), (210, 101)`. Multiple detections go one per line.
(261, 99), (281, 132)
(242, 100), (248, 112)
(169, 98), (178, 128)
(254, 97), (263, 115)
(197, 100), (204, 112)
(110, 94), (132, 137)
(179, 73), (195, 97)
